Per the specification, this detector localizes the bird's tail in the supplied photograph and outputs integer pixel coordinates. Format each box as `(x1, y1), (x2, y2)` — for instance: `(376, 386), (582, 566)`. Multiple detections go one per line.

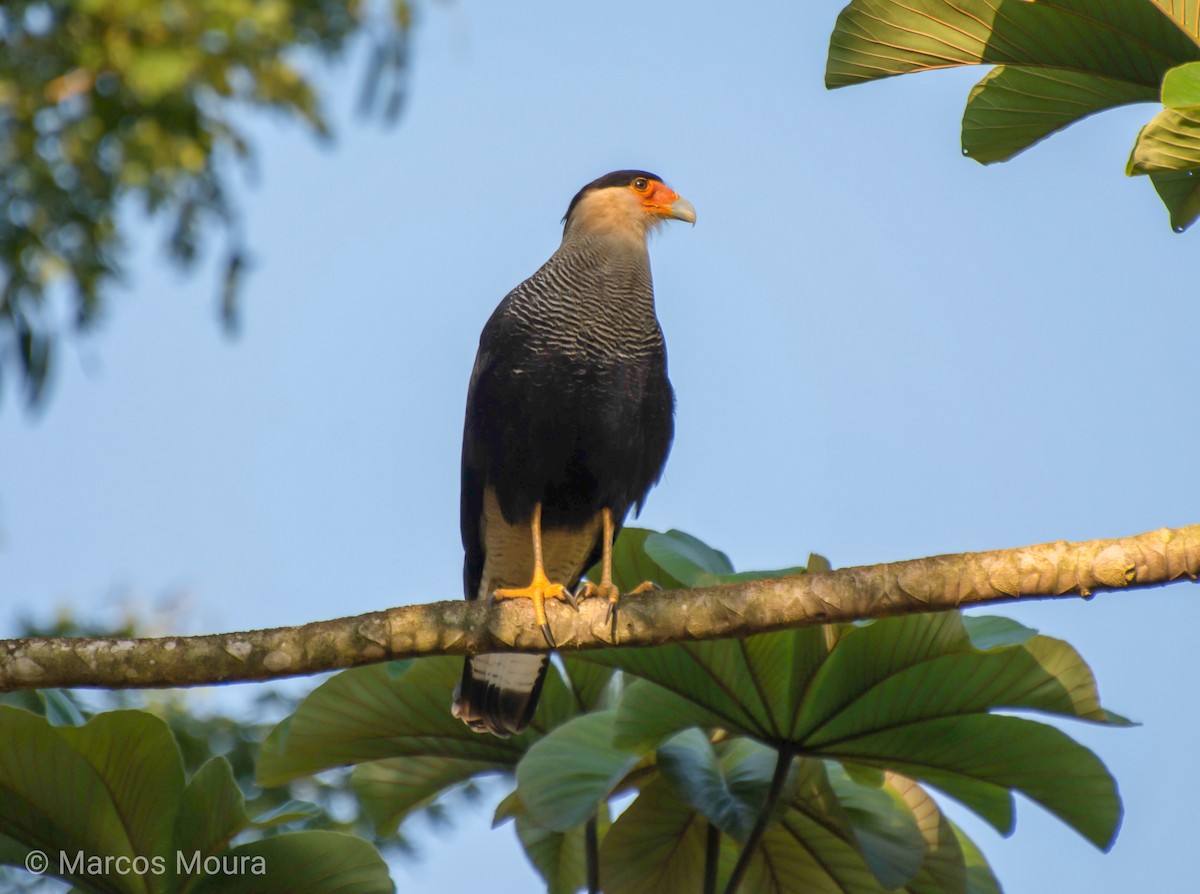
(452, 653), (548, 737)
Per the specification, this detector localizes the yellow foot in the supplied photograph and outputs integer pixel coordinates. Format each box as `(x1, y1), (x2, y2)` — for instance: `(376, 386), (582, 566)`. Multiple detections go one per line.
(576, 580), (661, 643)
(493, 572), (578, 647)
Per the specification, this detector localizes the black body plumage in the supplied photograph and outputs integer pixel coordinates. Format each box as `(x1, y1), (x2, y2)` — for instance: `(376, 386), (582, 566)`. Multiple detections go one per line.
(453, 172), (679, 736)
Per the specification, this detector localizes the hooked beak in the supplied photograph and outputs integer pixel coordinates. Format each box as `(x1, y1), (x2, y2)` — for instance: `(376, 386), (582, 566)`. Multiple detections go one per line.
(668, 196), (697, 225)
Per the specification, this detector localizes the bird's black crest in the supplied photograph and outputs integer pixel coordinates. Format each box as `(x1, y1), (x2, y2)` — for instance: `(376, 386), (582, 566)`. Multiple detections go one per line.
(562, 169), (662, 225)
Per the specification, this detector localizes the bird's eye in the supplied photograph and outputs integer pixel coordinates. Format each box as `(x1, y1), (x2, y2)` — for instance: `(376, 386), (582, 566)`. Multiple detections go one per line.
(632, 178), (650, 192)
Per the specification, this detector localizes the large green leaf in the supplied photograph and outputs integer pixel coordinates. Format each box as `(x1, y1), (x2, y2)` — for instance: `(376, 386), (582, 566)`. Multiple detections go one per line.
(596, 611), (1124, 850)
(0, 707), (185, 894)
(516, 710), (643, 833)
(185, 832), (394, 894)
(256, 658), (574, 786)
(827, 0), (1192, 90)
(963, 66), (1156, 164)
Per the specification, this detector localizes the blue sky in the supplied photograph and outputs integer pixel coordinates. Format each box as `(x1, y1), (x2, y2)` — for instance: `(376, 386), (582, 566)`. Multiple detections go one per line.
(3, 1), (1198, 891)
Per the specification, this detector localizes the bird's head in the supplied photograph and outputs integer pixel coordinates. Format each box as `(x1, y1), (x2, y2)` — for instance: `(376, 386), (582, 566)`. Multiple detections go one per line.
(562, 170), (696, 243)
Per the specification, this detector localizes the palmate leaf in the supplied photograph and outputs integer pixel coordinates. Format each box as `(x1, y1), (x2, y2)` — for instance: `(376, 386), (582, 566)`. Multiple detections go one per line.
(587, 609), (1125, 852)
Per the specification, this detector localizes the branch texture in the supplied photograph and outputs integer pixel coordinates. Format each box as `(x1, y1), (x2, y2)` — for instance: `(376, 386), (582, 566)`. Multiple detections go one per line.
(3, 524), (1197, 692)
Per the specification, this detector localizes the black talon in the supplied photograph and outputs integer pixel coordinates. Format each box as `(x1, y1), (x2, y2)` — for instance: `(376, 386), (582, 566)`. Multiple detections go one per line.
(562, 586), (580, 611)
(539, 621), (557, 648)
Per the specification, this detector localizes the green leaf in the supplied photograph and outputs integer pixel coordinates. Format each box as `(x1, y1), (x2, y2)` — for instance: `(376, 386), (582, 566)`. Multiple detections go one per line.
(835, 714), (1121, 850)
(0, 707), (185, 894)
(598, 610), (1124, 849)
(175, 757), (250, 887)
(1150, 169), (1200, 231)
(256, 659), (573, 786)
(961, 614), (1036, 650)
(1162, 61), (1200, 108)
(884, 772), (969, 894)
(599, 777), (711, 894)
(1128, 106), (1200, 174)
(828, 764), (926, 889)
(588, 628), (834, 746)
(643, 530), (734, 586)
(656, 730), (772, 840)
(963, 66), (1155, 164)
(807, 552), (833, 574)
(185, 831), (394, 894)
(613, 679), (730, 752)
(352, 757), (502, 836)
(516, 710), (642, 832)
(742, 757), (883, 894)
(952, 819), (1003, 894)
(826, 0), (1193, 90)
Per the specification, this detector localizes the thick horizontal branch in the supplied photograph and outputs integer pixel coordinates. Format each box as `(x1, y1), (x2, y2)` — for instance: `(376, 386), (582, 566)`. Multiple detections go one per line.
(2, 524), (1197, 692)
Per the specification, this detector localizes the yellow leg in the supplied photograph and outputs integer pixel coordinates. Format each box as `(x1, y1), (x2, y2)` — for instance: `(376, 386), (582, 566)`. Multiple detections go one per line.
(492, 502), (577, 647)
(575, 509), (660, 643)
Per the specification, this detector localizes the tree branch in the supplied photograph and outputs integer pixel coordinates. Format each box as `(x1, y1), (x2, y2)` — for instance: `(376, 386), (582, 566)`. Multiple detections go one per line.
(2, 524), (1197, 692)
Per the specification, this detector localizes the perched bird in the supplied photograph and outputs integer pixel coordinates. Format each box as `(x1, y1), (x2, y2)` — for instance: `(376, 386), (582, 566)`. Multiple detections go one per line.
(451, 170), (696, 736)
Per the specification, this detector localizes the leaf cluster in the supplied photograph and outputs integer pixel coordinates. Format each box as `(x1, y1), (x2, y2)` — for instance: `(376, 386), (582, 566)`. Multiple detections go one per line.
(826, 0), (1200, 231)
(0, 0), (408, 407)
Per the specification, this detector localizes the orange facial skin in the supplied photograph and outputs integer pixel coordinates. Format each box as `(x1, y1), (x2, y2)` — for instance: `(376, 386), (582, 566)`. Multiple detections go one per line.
(633, 179), (697, 223)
